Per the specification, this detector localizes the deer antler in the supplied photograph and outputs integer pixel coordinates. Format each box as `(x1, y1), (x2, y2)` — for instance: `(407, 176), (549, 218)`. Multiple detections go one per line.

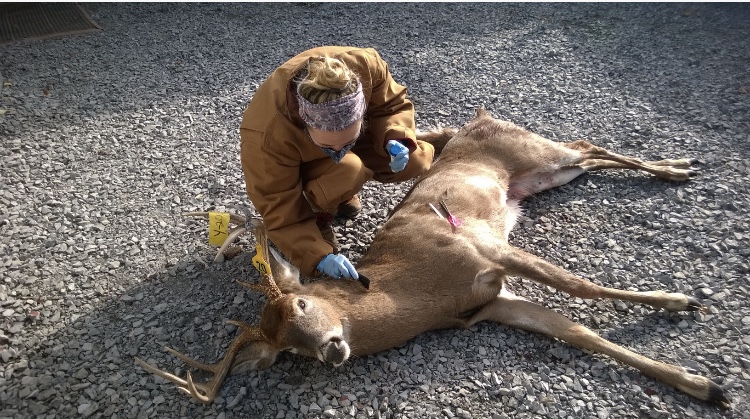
(134, 320), (265, 403)
(183, 211), (250, 262)
(182, 211), (248, 227)
(239, 218), (284, 302)
(136, 215), (285, 403)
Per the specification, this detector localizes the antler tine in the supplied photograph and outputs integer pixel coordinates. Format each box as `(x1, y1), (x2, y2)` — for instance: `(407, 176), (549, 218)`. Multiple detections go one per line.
(233, 205), (254, 225)
(236, 277), (283, 302)
(182, 211), (247, 226)
(247, 218), (284, 302)
(213, 226), (247, 262)
(249, 218), (270, 260)
(134, 320), (264, 404)
(182, 211), (250, 261)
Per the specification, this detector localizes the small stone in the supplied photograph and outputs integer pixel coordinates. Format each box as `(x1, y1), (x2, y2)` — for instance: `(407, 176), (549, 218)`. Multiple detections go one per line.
(183, 329), (197, 343)
(18, 386), (32, 398)
(309, 402), (322, 413)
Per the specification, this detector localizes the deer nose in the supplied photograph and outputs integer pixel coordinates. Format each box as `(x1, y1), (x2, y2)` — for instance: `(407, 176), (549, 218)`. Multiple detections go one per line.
(321, 337), (350, 366)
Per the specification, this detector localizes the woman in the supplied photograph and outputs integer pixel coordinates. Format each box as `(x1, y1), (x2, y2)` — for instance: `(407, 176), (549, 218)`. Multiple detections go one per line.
(240, 46), (434, 280)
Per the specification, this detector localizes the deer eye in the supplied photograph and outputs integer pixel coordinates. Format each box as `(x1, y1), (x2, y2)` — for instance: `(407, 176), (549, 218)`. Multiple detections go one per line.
(297, 299), (307, 311)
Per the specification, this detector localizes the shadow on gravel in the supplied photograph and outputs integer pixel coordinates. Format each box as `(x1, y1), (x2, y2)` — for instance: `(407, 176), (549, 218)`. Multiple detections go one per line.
(4, 3), (745, 418)
(18, 223), (733, 418)
(12, 157), (732, 417)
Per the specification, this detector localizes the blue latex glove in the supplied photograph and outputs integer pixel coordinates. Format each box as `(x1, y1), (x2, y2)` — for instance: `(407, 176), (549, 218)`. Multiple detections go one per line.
(317, 254), (359, 279)
(386, 140), (409, 173)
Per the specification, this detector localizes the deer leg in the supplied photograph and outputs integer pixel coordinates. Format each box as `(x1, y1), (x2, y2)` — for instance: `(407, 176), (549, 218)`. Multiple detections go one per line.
(416, 127), (458, 156)
(565, 140), (698, 181)
(508, 166), (587, 200)
(508, 145), (697, 199)
(577, 157), (697, 172)
(468, 292), (729, 407)
(491, 247), (702, 312)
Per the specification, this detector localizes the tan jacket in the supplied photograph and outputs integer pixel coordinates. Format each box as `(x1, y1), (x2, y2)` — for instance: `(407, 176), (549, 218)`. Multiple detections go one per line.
(240, 46), (433, 276)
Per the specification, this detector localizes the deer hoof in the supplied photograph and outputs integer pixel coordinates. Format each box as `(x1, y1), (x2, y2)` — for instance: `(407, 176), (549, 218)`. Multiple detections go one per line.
(685, 296), (703, 311)
(708, 382), (731, 410)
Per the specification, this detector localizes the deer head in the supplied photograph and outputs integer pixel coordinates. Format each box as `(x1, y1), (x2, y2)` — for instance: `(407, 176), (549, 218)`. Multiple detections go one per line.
(135, 218), (351, 403)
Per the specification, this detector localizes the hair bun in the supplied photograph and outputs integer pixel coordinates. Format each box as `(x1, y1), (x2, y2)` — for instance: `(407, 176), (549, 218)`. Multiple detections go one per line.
(298, 56), (360, 104)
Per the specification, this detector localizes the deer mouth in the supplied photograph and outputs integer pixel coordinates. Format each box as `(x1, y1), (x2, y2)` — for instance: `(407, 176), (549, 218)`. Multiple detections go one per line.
(320, 336), (350, 367)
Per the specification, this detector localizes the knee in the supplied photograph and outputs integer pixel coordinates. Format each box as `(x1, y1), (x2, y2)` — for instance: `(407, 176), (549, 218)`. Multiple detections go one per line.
(304, 154), (373, 212)
(337, 152), (367, 174)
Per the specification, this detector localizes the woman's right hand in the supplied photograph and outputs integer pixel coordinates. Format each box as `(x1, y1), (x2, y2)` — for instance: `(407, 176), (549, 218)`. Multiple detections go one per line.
(317, 254), (359, 279)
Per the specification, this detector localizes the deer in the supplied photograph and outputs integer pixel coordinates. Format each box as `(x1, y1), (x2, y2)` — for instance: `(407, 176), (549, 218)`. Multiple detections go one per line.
(135, 108), (730, 409)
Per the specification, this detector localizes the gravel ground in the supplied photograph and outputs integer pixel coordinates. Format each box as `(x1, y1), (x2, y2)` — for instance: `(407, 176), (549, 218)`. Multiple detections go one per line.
(1, 3), (749, 419)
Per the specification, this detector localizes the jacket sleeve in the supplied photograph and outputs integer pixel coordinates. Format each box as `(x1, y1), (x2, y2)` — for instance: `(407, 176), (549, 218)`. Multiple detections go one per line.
(240, 128), (333, 277)
(363, 50), (434, 180)
(365, 49), (418, 153)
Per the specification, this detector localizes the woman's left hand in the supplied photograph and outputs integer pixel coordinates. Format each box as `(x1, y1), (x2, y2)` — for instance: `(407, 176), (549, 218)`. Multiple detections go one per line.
(387, 140), (409, 173)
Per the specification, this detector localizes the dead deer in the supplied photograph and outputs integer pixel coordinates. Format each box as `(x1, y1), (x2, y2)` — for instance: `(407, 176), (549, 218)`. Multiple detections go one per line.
(135, 108), (730, 409)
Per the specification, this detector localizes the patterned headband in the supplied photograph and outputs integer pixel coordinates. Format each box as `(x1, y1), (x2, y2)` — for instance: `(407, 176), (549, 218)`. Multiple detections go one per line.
(296, 81), (366, 131)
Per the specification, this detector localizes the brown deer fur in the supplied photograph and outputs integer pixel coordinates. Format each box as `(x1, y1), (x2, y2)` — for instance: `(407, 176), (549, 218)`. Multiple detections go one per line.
(136, 109), (729, 408)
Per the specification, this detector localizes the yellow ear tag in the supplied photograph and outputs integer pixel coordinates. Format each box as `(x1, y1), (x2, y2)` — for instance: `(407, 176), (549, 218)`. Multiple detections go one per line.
(252, 242), (272, 275)
(208, 212), (230, 246)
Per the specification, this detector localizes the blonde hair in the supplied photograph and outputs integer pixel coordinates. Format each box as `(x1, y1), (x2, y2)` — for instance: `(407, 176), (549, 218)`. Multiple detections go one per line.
(297, 56), (360, 104)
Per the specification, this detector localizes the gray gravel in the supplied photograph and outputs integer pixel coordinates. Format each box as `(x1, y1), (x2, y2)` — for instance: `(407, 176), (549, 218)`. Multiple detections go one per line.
(1, 3), (749, 419)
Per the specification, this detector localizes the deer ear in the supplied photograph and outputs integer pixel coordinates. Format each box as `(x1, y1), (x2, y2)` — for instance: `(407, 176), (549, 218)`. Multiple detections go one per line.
(269, 247), (301, 286)
(229, 340), (280, 374)
(475, 107), (490, 119)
